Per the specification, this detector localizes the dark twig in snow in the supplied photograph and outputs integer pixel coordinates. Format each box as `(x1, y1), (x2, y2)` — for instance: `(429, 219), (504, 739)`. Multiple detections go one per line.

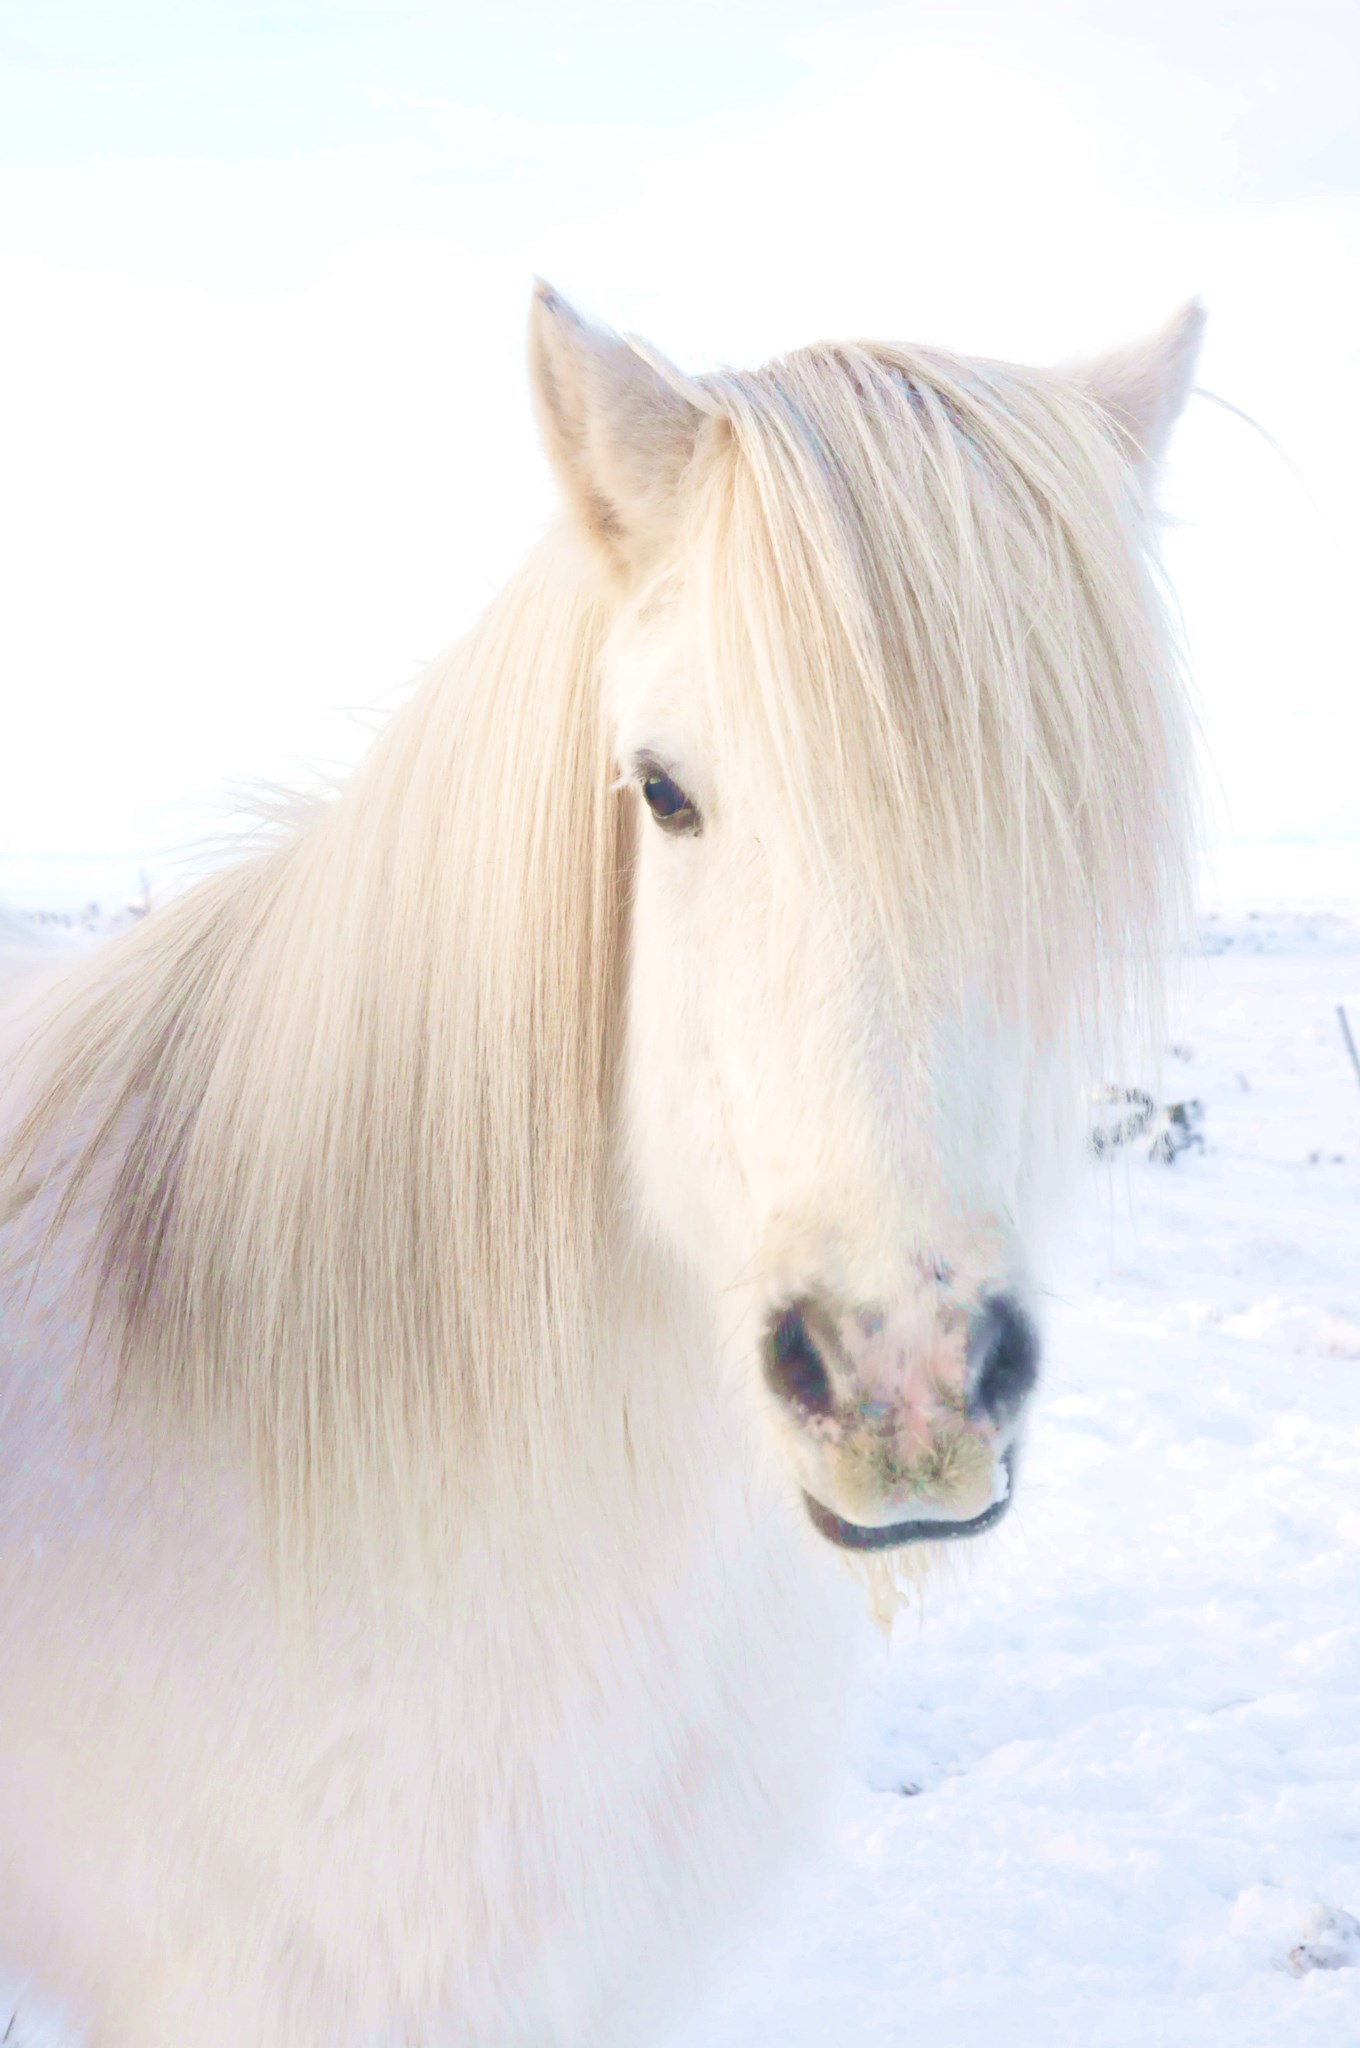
(1339, 1005), (1360, 1097)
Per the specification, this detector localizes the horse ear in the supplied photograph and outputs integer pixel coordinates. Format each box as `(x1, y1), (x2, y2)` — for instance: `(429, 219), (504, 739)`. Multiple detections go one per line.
(1070, 300), (1206, 477)
(528, 280), (706, 578)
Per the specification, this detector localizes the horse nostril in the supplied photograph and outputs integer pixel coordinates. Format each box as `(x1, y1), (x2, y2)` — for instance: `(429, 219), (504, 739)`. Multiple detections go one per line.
(967, 1292), (1039, 1426)
(765, 1303), (835, 1417)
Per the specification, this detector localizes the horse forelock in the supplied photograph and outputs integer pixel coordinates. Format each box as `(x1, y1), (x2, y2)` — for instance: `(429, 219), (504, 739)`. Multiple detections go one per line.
(685, 340), (1193, 1051)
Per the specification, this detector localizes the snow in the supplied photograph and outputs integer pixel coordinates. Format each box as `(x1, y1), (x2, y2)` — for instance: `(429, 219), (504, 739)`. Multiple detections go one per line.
(2, 887), (1359, 2044)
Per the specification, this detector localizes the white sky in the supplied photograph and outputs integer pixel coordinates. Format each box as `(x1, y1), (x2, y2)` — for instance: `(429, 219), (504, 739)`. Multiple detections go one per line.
(2, 0), (1358, 905)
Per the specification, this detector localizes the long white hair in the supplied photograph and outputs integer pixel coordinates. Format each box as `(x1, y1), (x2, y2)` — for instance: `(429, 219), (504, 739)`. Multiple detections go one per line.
(1, 300), (1198, 1573)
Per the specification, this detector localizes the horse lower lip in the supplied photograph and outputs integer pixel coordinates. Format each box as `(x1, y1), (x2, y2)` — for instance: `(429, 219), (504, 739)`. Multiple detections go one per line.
(803, 1450), (1014, 1552)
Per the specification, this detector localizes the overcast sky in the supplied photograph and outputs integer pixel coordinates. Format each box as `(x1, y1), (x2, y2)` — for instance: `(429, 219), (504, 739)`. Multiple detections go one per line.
(2, 0), (1358, 905)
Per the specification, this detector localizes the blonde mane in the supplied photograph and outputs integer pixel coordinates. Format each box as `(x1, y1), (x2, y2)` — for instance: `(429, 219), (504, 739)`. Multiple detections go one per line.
(2, 335), (1191, 1564)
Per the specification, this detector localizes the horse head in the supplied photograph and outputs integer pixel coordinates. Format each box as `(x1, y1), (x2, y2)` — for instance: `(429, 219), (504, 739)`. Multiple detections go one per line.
(530, 282), (1199, 1551)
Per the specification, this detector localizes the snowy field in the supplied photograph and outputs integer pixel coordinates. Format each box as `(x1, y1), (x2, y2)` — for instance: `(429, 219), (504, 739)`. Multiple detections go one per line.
(2, 873), (1359, 2045)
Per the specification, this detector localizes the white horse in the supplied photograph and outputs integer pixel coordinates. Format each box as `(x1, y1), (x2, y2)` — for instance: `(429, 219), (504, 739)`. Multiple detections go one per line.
(0, 284), (1201, 2046)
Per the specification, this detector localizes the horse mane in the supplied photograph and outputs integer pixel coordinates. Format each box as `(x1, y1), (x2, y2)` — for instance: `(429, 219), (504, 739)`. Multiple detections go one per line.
(1, 334), (1191, 1566)
(4, 535), (625, 1561)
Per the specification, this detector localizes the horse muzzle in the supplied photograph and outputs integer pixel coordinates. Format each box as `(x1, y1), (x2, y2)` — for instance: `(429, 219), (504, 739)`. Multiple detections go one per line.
(761, 1288), (1038, 1551)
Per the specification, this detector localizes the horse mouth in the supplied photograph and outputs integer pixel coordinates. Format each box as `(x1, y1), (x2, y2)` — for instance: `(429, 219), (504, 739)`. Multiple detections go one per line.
(803, 1448), (1015, 1552)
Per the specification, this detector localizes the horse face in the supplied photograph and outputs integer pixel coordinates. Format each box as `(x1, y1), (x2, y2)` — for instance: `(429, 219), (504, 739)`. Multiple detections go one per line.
(604, 602), (1039, 1551)
(530, 280), (1199, 1553)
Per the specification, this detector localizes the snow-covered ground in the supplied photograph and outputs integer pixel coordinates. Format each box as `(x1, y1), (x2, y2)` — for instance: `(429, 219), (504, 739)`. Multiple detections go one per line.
(2, 881), (1358, 2045)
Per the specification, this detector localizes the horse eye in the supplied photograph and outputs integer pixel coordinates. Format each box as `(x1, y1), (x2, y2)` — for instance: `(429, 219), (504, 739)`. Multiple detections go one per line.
(639, 769), (700, 835)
